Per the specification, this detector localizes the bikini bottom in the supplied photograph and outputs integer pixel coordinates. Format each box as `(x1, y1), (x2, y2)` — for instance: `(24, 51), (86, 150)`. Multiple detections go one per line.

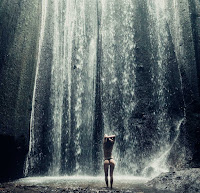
(104, 158), (113, 161)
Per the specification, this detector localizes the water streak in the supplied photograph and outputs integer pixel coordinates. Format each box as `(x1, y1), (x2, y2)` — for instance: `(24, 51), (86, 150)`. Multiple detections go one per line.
(25, 0), (48, 176)
(142, 118), (184, 178)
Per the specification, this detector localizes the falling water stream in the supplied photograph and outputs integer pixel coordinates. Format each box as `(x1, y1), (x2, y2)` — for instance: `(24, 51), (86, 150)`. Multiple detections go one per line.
(25, 0), (187, 178)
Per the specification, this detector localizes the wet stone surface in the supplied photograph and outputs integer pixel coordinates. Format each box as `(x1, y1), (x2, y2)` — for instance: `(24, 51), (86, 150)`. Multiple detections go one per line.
(147, 168), (200, 193)
(0, 176), (174, 193)
(0, 185), (174, 193)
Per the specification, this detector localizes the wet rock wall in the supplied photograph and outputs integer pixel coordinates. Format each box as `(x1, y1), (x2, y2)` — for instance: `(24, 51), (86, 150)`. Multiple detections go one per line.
(168, 0), (200, 169)
(0, 0), (41, 181)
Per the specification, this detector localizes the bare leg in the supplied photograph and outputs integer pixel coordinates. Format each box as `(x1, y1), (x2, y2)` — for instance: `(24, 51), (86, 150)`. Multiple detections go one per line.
(110, 159), (115, 189)
(104, 160), (109, 187)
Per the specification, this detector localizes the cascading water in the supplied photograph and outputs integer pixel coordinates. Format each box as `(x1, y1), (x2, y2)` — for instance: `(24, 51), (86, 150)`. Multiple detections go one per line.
(140, 0), (186, 176)
(25, 0), (187, 177)
(24, 0), (49, 176)
(101, 0), (137, 174)
(148, 0), (171, 151)
(25, 0), (98, 176)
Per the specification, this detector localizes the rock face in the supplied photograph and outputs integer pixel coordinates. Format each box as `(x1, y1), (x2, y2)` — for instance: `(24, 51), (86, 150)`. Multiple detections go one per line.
(184, 0), (200, 168)
(0, 0), (200, 181)
(147, 168), (200, 193)
(0, 135), (27, 182)
(166, 0), (200, 170)
(0, 0), (41, 181)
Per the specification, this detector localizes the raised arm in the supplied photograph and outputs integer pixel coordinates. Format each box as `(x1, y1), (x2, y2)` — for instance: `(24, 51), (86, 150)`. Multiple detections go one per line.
(104, 134), (108, 143)
(108, 135), (115, 139)
(104, 134), (115, 143)
(109, 135), (115, 143)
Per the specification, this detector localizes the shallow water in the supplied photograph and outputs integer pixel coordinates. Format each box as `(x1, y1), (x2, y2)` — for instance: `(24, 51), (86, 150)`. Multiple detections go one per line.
(17, 176), (148, 189)
(8, 176), (174, 193)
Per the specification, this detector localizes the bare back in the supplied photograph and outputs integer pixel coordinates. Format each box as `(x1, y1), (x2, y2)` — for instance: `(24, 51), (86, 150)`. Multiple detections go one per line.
(103, 134), (116, 189)
(103, 135), (115, 160)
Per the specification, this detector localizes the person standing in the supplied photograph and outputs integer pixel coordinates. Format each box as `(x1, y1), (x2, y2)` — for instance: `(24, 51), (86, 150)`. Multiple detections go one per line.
(103, 134), (116, 189)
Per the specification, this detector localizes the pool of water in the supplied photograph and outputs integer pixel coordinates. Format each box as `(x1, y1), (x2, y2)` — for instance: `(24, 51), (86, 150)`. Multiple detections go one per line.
(9, 176), (174, 193)
(17, 176), (149, 189)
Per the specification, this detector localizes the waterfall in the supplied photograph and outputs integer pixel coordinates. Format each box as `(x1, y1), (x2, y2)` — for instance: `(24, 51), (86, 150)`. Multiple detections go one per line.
(25, 0), (98, 176)
(25, 0), (187, 177)
(101, 0), (137, 174)
(24, 0), (48, 176)
(148, 0), (171, 149)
